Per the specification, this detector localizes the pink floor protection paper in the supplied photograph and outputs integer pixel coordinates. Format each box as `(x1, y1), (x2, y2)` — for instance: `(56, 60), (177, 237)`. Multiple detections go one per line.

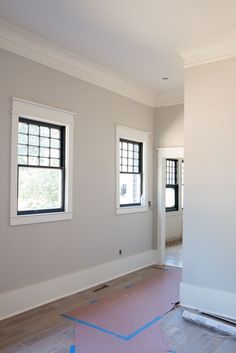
(63, 266), (181, 353)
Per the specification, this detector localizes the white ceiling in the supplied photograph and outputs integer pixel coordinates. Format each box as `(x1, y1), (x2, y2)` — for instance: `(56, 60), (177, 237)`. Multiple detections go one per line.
(0, 0), (236, 104)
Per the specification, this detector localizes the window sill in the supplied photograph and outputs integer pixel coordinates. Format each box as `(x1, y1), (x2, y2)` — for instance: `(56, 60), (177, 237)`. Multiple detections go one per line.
(166, 210), (183, 217)
(116, 206), (148, 215)
(10, 211), (72, 226)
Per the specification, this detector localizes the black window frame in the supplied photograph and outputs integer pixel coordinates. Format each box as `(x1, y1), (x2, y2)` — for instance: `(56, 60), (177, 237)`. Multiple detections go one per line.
(17, 117), (66, 215)
(119, 138), (143, 207)
(165, 158), (179, 212)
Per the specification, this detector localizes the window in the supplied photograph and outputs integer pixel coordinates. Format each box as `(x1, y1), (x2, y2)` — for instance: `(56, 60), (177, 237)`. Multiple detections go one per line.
(116, 125), (149, 214)
(165, 159), (179, 212)
(11, 97), (75, 225)
(119, 139), (143, 207)
(17, 118), (65, 215)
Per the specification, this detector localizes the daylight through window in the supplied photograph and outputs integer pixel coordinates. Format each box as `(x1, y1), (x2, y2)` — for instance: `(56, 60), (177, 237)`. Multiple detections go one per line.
(17, 118), (65, 214)
(119, 139), (143, 207)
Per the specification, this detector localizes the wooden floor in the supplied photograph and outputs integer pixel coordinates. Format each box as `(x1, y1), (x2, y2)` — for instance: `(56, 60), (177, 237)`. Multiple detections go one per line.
(165, 241), (183, 268)
(0, 266), (235, 353)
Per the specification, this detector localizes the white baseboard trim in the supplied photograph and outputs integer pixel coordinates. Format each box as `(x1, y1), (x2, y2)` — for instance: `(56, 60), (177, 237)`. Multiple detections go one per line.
(0, 250), (158, 321)
(180, 282), (236, 321)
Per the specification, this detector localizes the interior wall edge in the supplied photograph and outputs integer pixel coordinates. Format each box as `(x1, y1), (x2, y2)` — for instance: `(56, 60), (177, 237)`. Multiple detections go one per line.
(180, 282), (236, 321)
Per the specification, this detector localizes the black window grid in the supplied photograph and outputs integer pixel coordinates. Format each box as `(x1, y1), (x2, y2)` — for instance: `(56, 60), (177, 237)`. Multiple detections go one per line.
(18, 117), (64, 169)
(181, 160), (184, 185)
(166, 158), (179, 212)
(119, 138), (143, 174)
(119, 138), (143, 207)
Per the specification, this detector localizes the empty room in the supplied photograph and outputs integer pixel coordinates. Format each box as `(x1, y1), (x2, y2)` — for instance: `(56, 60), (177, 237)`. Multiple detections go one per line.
(0, 1), (236, 352)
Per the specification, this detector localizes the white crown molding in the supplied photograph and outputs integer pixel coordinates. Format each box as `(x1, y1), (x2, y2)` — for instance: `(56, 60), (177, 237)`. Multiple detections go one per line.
(180, 31), (236, 68)
(154, 89), (184, 107)
(0, 20), (156, 107)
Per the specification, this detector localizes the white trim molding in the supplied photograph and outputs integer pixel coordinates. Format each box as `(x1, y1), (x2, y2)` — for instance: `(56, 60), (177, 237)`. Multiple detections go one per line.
(0, 250), (158, 321)
(180, 30), (236, 68)
(180, 282), (236, 322)
(10, 97), (76, 225)
(0, 20), (156, 107)
(0, 20), (185, 108)
(156, 147), (184, 264)
(154, 89), (184, 107)
(116, 125), (150, 215)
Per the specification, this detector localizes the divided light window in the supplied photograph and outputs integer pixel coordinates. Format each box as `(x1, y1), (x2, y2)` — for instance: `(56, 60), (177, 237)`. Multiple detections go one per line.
(165, 159), (178, 212)
(17, 118), (65, 214)
(119, 139), (143, 207)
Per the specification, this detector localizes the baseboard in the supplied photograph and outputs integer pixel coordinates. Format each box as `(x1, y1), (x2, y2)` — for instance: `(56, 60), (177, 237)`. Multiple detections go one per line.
(0, 250), (158, 321)
(180, 282), (236, 321)
(165, 237), (182, 247)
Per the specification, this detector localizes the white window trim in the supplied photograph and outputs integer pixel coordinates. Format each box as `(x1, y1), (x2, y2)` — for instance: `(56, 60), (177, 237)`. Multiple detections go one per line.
(10, 97), (76, 226)
(116, 125), (149, 215)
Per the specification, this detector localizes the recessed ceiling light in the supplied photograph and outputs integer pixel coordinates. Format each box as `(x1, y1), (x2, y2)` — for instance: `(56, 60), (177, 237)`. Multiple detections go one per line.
(162, 77), (169, 80)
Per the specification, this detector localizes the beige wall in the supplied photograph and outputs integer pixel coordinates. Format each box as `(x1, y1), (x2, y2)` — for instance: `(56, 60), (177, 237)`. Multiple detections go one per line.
(0, 49), (154, 294)
(181, 58), (236, 318)
(154, 104), (184, 148)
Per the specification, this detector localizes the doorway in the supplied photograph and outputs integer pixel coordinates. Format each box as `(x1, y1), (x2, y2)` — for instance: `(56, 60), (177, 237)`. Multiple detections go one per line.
(157, 147), (184, 268)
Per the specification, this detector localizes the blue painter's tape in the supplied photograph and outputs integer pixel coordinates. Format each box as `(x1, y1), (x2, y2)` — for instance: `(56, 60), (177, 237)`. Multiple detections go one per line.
(125, 316), (161, 341)
(89, 299), (99, 304)
(125, 284), (134, 288)
(61, 313), (162, 342)
(62, 314), (126, 340)
(69, 345), (76, 353)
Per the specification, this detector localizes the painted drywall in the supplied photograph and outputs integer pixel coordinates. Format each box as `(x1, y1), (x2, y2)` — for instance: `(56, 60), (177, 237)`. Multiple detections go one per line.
(166, 213), (182, 242)
(153, 104), (184, 249)
(181, 58), (236, 319)
(0, 48), (154, 295)
(154, 104), (184, 148)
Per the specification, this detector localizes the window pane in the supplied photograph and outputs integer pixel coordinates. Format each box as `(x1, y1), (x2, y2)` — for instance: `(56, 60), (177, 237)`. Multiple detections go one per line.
(50, 149), (60, 159)
(128, 143), (133, 151)
(50, 159), (60, 167)
(28, 146), (39, 156)
(40, 126), (50, 137)
(40, 158), (49, 166)
(18, 145), (27, 156)
(120, 173), (141, 205)
(29, 124), (39, 135)
(128, 158), (133, 166)
(18, 167), (62, 212)
(165, 188), (175, 208)
(18, 122), (28, 134)
(28, 157), (39, 165)
(123, 142), (127, 150)
(51, 138), (60, 148)
(51, 128), (60, 139)
(29, 135), (39, 146)
(18, 156), (27, 165)
(128, 166), (133, 172)
(18, 133), (28, 144)
(40, 137), (50, 147)
(166, 159), (178, 185)
(40, 147), (50, 157)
